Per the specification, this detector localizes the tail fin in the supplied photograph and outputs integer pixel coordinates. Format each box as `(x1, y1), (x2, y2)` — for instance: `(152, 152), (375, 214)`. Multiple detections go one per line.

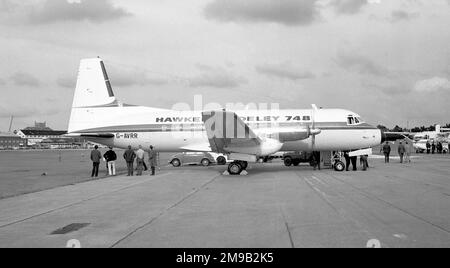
(68, 58), (118, 133)
(71, 58), (117, 108)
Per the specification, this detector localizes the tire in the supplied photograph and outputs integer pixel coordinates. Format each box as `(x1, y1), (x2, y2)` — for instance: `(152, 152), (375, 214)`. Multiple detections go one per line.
(334, 161), (345, 172)
(240, 161), (248, 170)
(228, 162), (243, 175)
(171, 158), (181, 167)
(284, 157), (293, 167)
(216, 156), (227, 165)
(201, 158), (210, 167)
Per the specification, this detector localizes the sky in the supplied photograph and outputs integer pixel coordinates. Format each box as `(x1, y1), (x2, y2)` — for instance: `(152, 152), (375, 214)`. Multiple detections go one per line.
(0, 0), (450, 131)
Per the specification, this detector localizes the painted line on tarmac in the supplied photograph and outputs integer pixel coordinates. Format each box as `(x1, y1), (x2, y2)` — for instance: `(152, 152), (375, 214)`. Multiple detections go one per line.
(0, 173), (172, 230)
(295, 172), (379, 246)
(110, 174), (222, 248)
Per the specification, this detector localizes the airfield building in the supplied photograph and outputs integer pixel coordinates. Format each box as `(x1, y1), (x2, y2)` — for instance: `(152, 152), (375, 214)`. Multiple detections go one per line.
(16, 122), (67, 146)
(0, 132), (25, 149)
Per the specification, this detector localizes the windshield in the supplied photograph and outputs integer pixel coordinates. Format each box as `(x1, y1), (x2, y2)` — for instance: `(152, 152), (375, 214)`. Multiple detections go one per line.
(347, 115), (364, 125)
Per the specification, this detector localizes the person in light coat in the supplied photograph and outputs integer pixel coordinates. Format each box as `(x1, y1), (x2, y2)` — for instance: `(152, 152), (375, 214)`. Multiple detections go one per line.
(135, 145), (145, 176)
(148, 145), (158, 176)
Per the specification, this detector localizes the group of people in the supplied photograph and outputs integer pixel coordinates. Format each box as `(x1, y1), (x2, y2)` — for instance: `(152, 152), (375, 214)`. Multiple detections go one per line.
(425, 141), (448, 154)
(343, 152), (369, 171)
(381, 141), (411, 164)
(89, 145), (158, 178)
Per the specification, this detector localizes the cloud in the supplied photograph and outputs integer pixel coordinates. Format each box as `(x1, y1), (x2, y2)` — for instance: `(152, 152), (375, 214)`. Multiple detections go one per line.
(9, 72), (41, 86)
(336, 51), (390, 77)
(330, 0), (368, 15)
(364, 82), (412, 95)
(0, 104), (59, 119)
(204, 0), (320, 26)
(188, 66), (247, 88)
(108, 69), (169, 87)
(56, 68), (169, 89)
(390, 10), (420, 22)
(0, 0), (132, 24)
(56, 77), (75, 88)
(0, 78), (5, 85)
(255, 62), (315, 80)
(414, 77), (450, 92)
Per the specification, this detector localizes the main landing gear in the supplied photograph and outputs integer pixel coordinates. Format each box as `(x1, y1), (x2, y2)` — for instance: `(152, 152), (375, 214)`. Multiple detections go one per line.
(227, 161), (248, 175)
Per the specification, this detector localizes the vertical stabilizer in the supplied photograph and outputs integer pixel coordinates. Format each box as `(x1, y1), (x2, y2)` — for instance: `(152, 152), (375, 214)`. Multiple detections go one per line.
(68, 58), (118, 133)
(71, 58), (117, 108)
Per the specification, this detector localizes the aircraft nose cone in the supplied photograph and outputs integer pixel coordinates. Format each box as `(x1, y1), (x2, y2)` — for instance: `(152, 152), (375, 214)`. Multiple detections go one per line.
(310, 129), (321, 135)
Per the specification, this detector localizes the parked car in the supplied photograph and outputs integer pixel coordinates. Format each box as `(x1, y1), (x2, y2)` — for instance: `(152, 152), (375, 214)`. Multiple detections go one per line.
(169, 152), (217, 167)
(283, 151), (315, 167)
(208, 152), (228, 165)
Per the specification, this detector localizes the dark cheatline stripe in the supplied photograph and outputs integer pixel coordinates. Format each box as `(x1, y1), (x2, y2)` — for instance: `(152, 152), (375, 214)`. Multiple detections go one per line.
(72, 122), (378, 134)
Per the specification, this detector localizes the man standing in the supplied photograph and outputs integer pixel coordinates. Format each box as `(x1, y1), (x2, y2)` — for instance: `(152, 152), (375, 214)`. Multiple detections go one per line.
(381, 142), (391, 163)
(103, 147), (117, 176)
(344, 151), (351, 171)
(350, 156), (358, 171)
(361, 155), (369, 171)
(136, 145), (145, 176)
(123, 145), (136, 176)
(426, 141), (431, 154)
(148, 145), (157, 176)
(90, 145), (102, 177)
(404, 141), (412, 163)
(398, 141), (406, 163)
(312, 151), (321, 171)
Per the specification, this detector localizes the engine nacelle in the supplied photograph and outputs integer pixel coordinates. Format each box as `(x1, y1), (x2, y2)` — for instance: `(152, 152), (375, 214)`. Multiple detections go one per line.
(224, 138), (283, 156)
(264, 128), (321, 142)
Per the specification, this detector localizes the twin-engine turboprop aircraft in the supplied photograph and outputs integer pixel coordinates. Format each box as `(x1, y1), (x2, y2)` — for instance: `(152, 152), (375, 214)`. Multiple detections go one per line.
(68, 58), (389, 175)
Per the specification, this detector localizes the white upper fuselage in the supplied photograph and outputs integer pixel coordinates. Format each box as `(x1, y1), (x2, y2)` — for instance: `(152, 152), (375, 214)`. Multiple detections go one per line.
(69, 105), (382, 154)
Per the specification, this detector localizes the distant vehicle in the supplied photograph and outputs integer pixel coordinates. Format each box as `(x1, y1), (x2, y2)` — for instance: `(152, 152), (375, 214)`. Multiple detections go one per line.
(283, 152), (315, 167)
(208, 152), (228, 165)
(169, 152), (217, 167)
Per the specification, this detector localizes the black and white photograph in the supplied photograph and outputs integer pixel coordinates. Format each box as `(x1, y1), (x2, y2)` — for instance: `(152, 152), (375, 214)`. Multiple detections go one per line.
(0, 0), (450, 253)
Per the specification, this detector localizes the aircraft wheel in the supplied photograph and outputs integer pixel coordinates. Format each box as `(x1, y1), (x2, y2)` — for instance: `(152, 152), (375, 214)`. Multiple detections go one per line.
(334, 161), (345, 172)
(228, 162), (243, 175)
(201, 158), (211, 167)
(216, 156), (227, 165)
(171, 159), (181, 167)
(284, 157), (293, 167)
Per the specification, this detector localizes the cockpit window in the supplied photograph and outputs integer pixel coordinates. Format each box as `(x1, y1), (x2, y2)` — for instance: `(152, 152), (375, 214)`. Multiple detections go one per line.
(347, 116), (364, 125)
(347, 116), (355, 125)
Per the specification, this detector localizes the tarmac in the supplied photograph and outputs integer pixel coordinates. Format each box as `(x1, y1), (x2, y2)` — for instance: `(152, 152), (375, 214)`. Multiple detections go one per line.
(0, 154), (449, 248)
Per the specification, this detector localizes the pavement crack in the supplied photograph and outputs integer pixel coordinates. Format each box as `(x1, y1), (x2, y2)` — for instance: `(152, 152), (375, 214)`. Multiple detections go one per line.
(0, 175), (167, 229)
(110, 174), (221, 248)
(279, 207), (295, 248)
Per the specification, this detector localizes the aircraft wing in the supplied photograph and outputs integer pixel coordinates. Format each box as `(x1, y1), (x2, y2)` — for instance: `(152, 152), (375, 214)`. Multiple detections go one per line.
(202, 110), (261, 154)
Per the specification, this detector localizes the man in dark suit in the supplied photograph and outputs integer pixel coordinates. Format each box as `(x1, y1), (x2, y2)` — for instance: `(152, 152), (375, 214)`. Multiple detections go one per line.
(90, 145), (102, 177)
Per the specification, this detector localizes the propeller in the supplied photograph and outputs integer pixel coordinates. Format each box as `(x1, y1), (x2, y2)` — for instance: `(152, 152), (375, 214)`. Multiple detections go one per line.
(310, 104), (322, 150)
